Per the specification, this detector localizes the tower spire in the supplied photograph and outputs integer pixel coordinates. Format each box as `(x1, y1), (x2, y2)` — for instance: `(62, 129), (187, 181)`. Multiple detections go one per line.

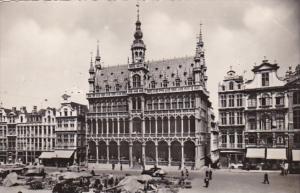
(89, 52), (94, 73)
(136, 2), (140, 21)
(95, 41), (102, 69)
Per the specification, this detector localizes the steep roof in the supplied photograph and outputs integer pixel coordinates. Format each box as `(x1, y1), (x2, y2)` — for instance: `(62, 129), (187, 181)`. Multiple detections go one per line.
(94, 56), (195, 93)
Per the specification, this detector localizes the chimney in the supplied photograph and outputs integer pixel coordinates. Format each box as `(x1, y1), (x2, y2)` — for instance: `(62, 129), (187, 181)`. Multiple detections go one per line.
(32, 106), (37, 113)
(20, 106), (27, 113)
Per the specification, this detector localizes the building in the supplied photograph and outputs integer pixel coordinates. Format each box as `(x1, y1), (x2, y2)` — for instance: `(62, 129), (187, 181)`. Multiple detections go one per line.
(0, 105), (8, 163)
(0, 106), (57, 164)
(86, 7), (211, 169)
(286, 64), (300, 170)
(209, 108), (219, 167)
(218, 68), (245, 168)
(218, 59), (299, 169)
(54, 94), (88, 166)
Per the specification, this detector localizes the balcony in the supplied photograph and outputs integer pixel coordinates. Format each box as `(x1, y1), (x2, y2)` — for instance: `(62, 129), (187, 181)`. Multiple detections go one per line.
(87, 91), (127, 99)
(127, 88), (145, 94)
(147, 85), (209, 95)
(219, 143), (245, 149)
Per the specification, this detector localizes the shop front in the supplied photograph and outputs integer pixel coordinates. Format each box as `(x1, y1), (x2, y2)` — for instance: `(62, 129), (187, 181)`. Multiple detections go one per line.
(264, 148), (287, 170)
(245, 148), (265, 170)
(290, 149), (300, 173)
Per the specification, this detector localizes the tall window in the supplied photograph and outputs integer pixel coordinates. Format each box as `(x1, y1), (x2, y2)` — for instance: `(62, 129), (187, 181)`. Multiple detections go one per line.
(184, 98), (190, 108)
(262, 72), (269, 86)
(133, 74), (141, 88)
(276, 113), (285, 130)
(260, 94), (271, 107)
(248, 113), (256, 130)
(275, 93), (284, 106)
(159, 98), (165, 110)
(294, 110), (300, 129)
(221, 95), (227, 107)
(178, 97), (183, 109)
(147, 100), (152, 110)
(171, 98), (177, 109)
(229, 81), (234, 90)
(221, 132), (227, 144)
(261, 115), (271, 130)
(293, 91), (300, 104)
(248, 94), (257, 107)
(237, 112), (243, 124)
(153, 98), (158, 110)
(236, 94), (243, 107)
(221, 112), (227, 125)
(229, 95), (234, 107)
(229, 112), (235, 125)
(166, 98), (170, 109)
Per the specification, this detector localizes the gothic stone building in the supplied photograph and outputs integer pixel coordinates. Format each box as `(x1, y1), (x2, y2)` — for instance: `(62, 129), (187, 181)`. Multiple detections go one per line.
(86, 10), (211, 169)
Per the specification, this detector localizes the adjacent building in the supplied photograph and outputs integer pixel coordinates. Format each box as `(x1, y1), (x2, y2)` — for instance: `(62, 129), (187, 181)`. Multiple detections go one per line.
(218, 59), (299, 169)
(54, 94), (88, 166)
(86, 7), (212, 169)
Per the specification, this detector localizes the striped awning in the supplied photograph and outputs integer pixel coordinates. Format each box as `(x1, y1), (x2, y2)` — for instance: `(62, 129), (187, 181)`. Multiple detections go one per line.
(246, 148), (265, 159)
(292, 150), (300, 161)
(266, 148), (286, 160)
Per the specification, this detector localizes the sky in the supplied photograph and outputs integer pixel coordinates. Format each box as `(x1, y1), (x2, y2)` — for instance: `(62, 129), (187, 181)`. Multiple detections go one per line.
(0, 0), (299, 113)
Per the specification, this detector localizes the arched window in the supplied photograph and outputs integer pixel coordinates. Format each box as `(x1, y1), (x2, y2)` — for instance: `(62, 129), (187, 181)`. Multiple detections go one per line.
(229, 81), (234, 90)
(151, 81), (156, 89)
(133, 74), (141, 88)
(187, 77), (193, 86)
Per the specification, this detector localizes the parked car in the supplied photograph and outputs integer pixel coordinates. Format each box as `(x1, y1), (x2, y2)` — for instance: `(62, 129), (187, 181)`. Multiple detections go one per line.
(141, 167), (166, 177)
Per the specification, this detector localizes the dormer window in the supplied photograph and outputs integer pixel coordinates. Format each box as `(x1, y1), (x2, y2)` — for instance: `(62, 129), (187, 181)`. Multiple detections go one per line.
(222, 85), (225, 91)
(262, 72), (269, 86)
(116, 84), (120, 91)
(163, 80), (168, 88)
(187, 77), (193, 86)
(105, 85), (110, 92)
(151, 81), (156, 89)
(175, 78), (180, 87)
(237, 84), (241, 89)
(132, 74), (141, 88)
(229, 81), (234, 90)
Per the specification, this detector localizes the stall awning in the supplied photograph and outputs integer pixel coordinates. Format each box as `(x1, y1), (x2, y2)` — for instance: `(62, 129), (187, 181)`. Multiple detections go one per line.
(246, 148), (265, 159)
(266, 148), (286, 160)
(54, 150), (74, 159)
(292, 150), (300, 161)
(39, 152), (55, 159)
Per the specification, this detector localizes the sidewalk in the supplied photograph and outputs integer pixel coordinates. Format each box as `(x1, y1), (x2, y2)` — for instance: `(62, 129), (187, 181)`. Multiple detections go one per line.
(217, 168), (281, 173)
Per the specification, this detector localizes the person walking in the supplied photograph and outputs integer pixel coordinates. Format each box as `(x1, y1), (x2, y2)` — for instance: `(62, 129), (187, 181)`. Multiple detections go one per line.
(263, 173), (270, 184)
(185, 168), (189, 179)
(209, 168), (212, 180)
(284, 162), (289, 176)
(204, 176), (209, 188)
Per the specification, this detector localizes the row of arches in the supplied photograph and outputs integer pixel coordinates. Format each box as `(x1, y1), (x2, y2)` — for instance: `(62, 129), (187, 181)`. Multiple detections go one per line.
(87, 116), (196, 135)
(88, 140), (195, 165)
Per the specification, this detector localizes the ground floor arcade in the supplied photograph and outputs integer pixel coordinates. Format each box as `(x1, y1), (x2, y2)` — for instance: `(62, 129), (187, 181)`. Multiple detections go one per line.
(87, 139), (207, 168)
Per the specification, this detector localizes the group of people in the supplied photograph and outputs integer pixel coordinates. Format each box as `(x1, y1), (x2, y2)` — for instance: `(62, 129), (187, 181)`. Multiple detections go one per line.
(280, 161), (289, 176)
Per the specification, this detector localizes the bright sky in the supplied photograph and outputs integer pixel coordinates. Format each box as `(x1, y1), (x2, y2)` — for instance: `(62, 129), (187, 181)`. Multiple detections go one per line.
(0, 0), (299, 113)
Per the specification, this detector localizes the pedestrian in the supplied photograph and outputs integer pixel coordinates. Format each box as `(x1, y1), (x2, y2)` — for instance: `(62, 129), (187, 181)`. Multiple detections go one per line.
(204, 176), (209, 188)
(181, 170), (184, 178)
(91, 169), (95, 176)
(112, 163), (115, 170)
(205, 169), (209, 178)
(185, 168), (189, 179)
(284, 162), (289, 176)
(120, 163), (123, 171)
(263, 173), (270, 184)
(280, 161), (284, 176)
(208, 166), (212, 180)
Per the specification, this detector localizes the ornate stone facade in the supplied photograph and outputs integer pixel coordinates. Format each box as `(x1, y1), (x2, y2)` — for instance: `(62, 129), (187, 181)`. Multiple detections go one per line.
(86, 8), (211, 169)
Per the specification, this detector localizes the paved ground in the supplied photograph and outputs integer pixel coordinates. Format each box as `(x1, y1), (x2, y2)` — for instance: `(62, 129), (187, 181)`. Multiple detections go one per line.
(179, 170), (300, 193)
(0, 168), (299, 193)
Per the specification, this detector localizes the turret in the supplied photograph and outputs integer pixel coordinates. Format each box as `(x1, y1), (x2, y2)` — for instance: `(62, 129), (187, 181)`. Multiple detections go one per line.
(88, 53), (95, 92)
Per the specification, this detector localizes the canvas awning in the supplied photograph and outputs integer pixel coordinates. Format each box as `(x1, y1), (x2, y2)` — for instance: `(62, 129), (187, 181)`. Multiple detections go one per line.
(39, 152), (55, 159)
(54, 150), (74, 159)
(246, 148), (265, 159)
(292, 150), (300, 161)
(266, 148), (286, 160)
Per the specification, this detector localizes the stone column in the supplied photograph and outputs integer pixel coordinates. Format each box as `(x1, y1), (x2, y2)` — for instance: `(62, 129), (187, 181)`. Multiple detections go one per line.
(96, 144), (99, 163)
(129, 143), (133, 167)
(155, 117), (158, 137)
(188, 118), (190, 136)
(234, 130), (238, 148)
(96, 119), (98, 137)
(106, 144), (109, 163)
(168, 117), (170, 137)
(168, 144), (171, 166)
(181, 117), (184, 137)
(142, 118), (145, 138)
(272, 132), (276, 147)
(117, 119), (120, 137)
(106, 118), (109, 138)
(226, 130), (230, 148)
(117, 143), (120, 164)
(155, 144), (158, 166)
(142, 143), (146, 166)
(181, 143), (184, 168)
